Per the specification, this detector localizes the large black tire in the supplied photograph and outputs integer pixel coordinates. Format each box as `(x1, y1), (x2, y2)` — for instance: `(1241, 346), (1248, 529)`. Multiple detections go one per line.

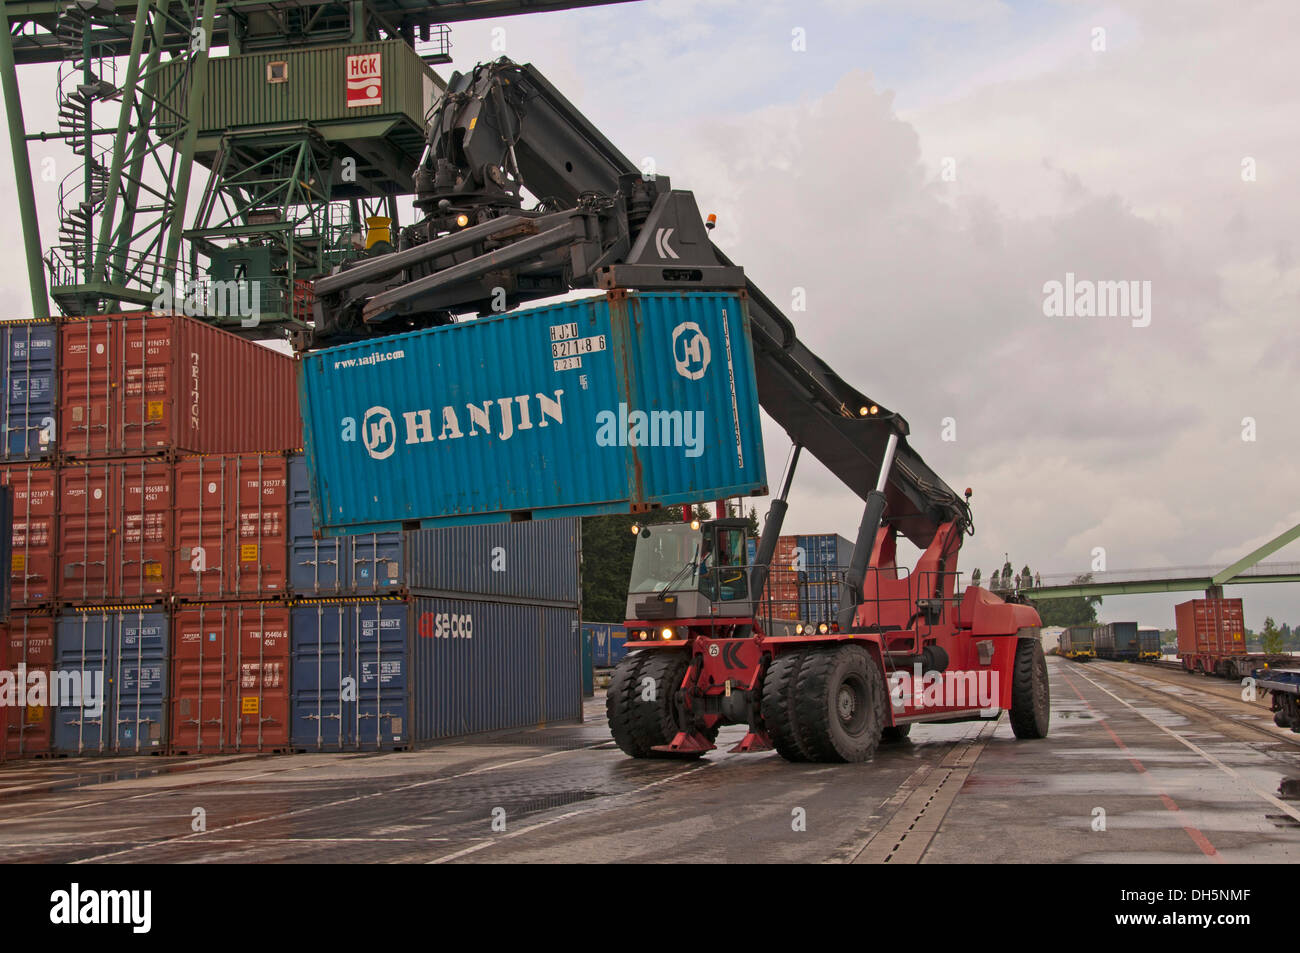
(606, 650), (715, 758)
(881, 723), (912, 744)
(793, 645), (886, 763)
(760, 649), (812, 762)
(1009, 637), (1050, 739)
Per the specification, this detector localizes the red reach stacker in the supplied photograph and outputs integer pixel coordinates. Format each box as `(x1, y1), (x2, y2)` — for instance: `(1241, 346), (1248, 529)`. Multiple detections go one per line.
(308, 58), (1052, 763)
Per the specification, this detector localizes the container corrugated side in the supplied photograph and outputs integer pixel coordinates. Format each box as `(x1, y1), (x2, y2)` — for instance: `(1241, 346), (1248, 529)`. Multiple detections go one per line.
(290, 597), (410, 751)
(1, 320), (56, 460)
(59, 313), (301, 459)
(158, 39), (442, 136)
(53, 608), (168, 755)
(299, 291), (767, 534)
(404, 518), (579, 605)
(409, 596), (580, 742)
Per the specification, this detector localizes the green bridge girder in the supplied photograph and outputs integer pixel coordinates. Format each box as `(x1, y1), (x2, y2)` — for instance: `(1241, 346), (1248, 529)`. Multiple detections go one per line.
(1027, 522), (1300, 601)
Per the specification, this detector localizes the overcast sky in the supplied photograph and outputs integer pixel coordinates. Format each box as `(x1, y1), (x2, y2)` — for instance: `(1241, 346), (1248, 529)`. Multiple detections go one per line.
(1, 0), (1295, 630)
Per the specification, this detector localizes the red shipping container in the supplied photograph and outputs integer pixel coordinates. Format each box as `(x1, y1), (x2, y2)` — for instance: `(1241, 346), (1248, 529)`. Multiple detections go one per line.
(59, 312), (301, 459)
(170, 601), (291, 754)
(0, 464), (57, 607)
(1, 613), (55, 759)
(58, 460), (174, 603)
(1175, 598), (1246, 658)
(174, 453), (290, 600)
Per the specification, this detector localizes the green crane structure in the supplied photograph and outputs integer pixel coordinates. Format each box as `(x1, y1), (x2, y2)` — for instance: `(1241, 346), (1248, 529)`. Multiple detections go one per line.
(0, 0), (630, 335)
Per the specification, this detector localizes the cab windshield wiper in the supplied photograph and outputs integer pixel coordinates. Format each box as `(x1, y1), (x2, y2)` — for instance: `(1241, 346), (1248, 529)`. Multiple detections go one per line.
(657, 545), (700, 600)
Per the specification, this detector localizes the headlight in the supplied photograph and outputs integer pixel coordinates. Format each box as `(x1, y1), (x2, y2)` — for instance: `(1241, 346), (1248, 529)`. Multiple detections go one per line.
(818, 622), (829, 634)
(660, 627), (674, 640)
(795, 623), (805, 635)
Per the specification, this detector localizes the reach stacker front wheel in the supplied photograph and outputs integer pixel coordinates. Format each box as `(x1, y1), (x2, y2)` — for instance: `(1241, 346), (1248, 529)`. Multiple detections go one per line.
(606, 649), (716, 758)
(1009, 636), (1050, 739)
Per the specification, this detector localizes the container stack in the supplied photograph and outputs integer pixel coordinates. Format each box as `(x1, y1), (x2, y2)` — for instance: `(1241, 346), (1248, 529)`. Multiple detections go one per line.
(2, 314), (302, 759)
(744, 534), (846, 621)
(795, 533), (853, 626)
(2, 319), (61, 759)
(1, 312), (584, 761)
(285, 481), (582, 752)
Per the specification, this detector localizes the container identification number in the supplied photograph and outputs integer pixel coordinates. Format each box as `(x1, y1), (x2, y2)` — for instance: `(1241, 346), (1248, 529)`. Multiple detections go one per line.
(551, 335), (606, 359)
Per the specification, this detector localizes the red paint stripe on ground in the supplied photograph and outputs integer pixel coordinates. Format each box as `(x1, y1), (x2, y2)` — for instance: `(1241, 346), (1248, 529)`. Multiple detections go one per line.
(1058, 667), (1220, 861)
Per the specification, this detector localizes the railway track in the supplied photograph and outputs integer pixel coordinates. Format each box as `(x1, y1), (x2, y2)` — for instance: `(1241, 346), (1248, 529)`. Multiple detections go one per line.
(1070, 658), (1300, 749)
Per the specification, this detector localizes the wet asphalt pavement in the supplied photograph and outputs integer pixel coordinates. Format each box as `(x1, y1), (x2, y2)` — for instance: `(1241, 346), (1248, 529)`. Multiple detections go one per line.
(1, 657), (1298, 863)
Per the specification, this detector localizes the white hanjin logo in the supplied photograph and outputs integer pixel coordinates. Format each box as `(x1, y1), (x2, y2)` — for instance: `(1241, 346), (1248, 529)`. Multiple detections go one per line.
(362, 406), (397, 459)
(672, 322), (710, 380)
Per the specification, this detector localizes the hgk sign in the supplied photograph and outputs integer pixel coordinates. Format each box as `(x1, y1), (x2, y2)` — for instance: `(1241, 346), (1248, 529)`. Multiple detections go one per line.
(346, 53), (382, 107)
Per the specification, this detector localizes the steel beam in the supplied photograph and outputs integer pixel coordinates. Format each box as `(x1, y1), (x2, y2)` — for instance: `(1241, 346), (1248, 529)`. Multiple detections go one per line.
(1213, 522), (1300, 586)
(163, 0), (218, 282)
(0, 4), (51, 317)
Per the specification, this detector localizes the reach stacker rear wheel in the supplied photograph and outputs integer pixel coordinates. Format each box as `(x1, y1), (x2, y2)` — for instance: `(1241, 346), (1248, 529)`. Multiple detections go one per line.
(1009, 637), (1050, 739)
(792, 645), (886, 763)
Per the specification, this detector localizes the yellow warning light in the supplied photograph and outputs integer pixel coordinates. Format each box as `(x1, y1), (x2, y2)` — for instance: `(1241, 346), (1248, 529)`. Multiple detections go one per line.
(456, 213), (470, 227)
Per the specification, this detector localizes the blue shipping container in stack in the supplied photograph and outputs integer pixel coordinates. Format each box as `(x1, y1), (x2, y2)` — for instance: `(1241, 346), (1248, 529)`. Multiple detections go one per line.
(298, 292), (768, 533)
(404, 517), (579, 603)
(409, 596), (581, 741)
(796, 533), (852, 623)
(585, 622), (628, 667)
(290, 595), (582, 748)
(288, 454), (404, 595)
(291, 598), (409, 751)
(52, 608), (169, 754)
(1, 320), (56, 459)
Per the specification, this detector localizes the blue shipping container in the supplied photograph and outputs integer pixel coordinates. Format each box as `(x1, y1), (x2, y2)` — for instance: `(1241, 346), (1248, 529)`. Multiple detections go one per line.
(799, 584), (843, 625)
(291, 595), (582, 748)
(405, 517), (579, 604)
(291, 599), (409, 750)
(53, 608), (169, 754)
(584, 622), (628, 667)
(409, 595), (581, 741)
(1, 321), (56, 460)
(298, 292), (767, 534)
(288, 453), (405, 595)
(797, 533), (853, 584)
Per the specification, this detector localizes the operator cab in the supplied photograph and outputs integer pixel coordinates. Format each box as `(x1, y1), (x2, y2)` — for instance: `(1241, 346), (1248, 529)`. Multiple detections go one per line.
(625, 518), (751, 621)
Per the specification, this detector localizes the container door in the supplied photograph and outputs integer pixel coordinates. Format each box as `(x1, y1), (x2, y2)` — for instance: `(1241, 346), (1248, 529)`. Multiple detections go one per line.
(117, 611), (168, 753)
(58, 464), (115, 603)
(288, 455), (346, 595)
(118, 461), (173, 599)
(352, 532), (403, 593)
(59, 319), (114, 458)
(170, 606), (231, 754)
(53, 612), (110, 754)
(232, 603), (290, 751)
(353, 601), (408, 748)
(291, 603), (348, 750)
(229, 455), (289, 598)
